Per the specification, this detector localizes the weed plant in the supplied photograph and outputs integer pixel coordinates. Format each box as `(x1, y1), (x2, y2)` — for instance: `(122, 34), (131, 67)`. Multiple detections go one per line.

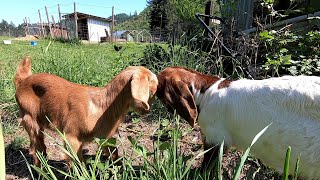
(26, 115), (295, 180)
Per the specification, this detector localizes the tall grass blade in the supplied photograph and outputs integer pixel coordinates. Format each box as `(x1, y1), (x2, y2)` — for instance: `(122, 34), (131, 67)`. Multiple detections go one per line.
(282, 146), (291, 180)
(181, 146), (213, 178)
(34, 152), (58, 180)
(233, 123), (272, 180)
(44, 40), (52, 53)
(250, 123), (272, 146)
(19, 151), (35, 180)
(217, 140), (224, 180)
(293, 153), (301, 180)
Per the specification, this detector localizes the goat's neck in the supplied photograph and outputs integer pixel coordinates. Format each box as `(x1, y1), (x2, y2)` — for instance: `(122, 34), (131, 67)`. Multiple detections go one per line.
(89, 74), (132, 122)
(191, 75), (226, 110)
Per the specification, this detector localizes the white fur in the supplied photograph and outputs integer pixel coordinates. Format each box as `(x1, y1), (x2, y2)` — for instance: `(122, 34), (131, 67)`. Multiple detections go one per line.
(88, 100), (99, 115)
(195, 76), (320, 179)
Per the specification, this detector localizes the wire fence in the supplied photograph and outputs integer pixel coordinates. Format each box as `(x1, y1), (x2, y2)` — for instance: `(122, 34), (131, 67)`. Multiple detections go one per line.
(1, 3), (168, 43)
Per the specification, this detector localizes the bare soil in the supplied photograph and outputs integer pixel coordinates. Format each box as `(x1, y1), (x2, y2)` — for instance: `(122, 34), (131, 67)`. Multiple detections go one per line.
(14, 35), (39, 41)
(4, 115), (280, 180)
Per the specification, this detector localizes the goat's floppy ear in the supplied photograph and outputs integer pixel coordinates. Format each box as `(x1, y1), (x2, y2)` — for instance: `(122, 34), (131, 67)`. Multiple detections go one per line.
(131, 73), (150, 111)
(164, 79), (197, 127)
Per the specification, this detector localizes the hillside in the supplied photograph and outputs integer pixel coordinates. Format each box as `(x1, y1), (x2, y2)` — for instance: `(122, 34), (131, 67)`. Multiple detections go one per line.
(114, 7), (150, 31)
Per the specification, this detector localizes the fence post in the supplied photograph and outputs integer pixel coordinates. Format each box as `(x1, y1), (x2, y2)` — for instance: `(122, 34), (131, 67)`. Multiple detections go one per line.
(23, 18), (27, 36)
(38, 10), (44, 37)
(25, 17), (30, 35)
(28, 17), (32, 35)
(205, 0), (214, 37)
(52, 15), (56, 38)
(45, 6), (53, 38)
(74, 2), (78, 39)
(58, 4), (63, 38)
(111, 6), (114, 42)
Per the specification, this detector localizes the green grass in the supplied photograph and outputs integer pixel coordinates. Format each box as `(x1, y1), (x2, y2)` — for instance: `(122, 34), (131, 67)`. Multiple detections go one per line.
(1, 36), (302, 179)
(27, 115), (275, 180)
(8, 136), (28, 150)
(0, 38), (148, 127)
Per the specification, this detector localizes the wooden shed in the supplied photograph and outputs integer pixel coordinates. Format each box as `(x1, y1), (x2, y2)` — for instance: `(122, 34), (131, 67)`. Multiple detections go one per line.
(63, 12), (112, 42)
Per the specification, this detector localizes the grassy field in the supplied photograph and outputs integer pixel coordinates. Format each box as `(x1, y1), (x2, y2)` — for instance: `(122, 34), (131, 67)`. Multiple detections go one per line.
(0, 37), (287, 179)
(0, 37), (147, 126)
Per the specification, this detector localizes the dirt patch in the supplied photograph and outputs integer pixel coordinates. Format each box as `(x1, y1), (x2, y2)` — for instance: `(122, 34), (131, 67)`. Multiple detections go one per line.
(4, 116), (280, 179)
(14, 35), (39, 41)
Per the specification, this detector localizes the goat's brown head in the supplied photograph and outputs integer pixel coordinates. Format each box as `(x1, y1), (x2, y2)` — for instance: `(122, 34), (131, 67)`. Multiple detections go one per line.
(130, 66), (158, 115)
(156, 67), (222, 127)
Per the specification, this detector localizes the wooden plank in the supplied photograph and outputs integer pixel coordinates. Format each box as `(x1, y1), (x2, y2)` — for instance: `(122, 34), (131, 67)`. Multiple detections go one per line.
(242, 11), (320, 34)
(45, 6), (53, 38)
(58, 4), (63, 38)
(38, 10), (44, 37)
(111, 6), (114, 42)
(25, 17), (29, 35)
(74, 2), (78, 38)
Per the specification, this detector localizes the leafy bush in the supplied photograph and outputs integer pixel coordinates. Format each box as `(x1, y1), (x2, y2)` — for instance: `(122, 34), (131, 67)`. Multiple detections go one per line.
(259, 30), (320, 76)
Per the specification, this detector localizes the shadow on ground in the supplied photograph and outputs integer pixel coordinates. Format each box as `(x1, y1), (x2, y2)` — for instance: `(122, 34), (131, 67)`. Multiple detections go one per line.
(5, 144), (67, 179)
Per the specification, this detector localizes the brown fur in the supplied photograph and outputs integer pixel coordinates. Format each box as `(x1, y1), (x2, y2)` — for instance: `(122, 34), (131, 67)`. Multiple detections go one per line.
(156, 66), (229, 127)
(156, 66), (231, 170)
(14, 57), (158, 167)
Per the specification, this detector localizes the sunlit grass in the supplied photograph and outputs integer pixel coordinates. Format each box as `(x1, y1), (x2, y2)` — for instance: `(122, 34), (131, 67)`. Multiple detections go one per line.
(1, 37), (302, 179)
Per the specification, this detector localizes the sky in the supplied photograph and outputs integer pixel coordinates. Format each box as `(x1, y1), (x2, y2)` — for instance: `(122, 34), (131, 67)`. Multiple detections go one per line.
(1, 0), (148, 26)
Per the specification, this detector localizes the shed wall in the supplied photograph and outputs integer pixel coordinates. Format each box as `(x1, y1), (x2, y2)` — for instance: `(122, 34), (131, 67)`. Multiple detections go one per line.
(87, 18), (110, 42)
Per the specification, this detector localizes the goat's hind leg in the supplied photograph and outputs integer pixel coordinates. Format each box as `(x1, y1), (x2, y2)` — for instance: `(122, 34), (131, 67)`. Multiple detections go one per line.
(21, 114), (47, 167)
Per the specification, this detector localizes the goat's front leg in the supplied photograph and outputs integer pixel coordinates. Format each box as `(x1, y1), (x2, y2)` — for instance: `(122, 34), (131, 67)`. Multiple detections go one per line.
(21, 114), (47, 167)
(102, 144), (121, 165)
(64, 135), (84, 166)
(202, 139), (220, 171)
(202, 142), (219, 169)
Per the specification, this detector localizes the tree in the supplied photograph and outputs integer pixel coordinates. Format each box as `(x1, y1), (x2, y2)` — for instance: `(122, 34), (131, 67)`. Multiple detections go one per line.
(0, 19), (25, 37)
(168, 0), (206, 23)
(148, 0), (170, 39)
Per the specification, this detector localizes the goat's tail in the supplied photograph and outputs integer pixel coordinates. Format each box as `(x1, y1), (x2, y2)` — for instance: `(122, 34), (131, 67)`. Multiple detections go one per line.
(14, 57), (32, 88)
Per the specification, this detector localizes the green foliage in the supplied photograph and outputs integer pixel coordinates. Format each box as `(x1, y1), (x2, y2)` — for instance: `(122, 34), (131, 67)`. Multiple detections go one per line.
(233, 123), (272, 180)
(110, 13), (132, 24)
(141, 43), (217, 74)
(9, 136), (28, 150)
(260, 30), (320, 77)
(0, 39), (146, 130)
(0, 19), (24, 37)
(115, 8), (150, 31)
(24, 115), (282, 179)
(148, 0), (170, 37)
(168, 0), (206, 23)
(282, 146), (291, 180)
(293, 154), (301, 180)
(282, 146), (301, 180)
(1, 36), (311, 179)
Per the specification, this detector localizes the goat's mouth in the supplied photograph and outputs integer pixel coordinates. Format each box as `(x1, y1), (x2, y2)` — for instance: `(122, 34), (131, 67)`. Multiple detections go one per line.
(130, 106), (150, 115)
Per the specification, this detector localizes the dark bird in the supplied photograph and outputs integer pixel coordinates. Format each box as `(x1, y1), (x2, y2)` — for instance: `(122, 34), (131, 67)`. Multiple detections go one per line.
(114, 44), (123, 52)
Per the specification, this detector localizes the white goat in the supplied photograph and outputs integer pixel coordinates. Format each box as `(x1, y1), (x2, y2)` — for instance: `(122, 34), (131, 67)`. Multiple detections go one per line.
(156, 66), (320, 179)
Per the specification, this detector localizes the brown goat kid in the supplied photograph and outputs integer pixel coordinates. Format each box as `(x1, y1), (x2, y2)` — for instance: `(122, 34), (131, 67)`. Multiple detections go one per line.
(14, 57), (158, 167)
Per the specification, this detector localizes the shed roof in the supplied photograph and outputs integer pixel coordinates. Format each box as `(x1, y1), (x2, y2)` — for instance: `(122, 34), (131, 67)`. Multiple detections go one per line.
(63, 12), (112, 22)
